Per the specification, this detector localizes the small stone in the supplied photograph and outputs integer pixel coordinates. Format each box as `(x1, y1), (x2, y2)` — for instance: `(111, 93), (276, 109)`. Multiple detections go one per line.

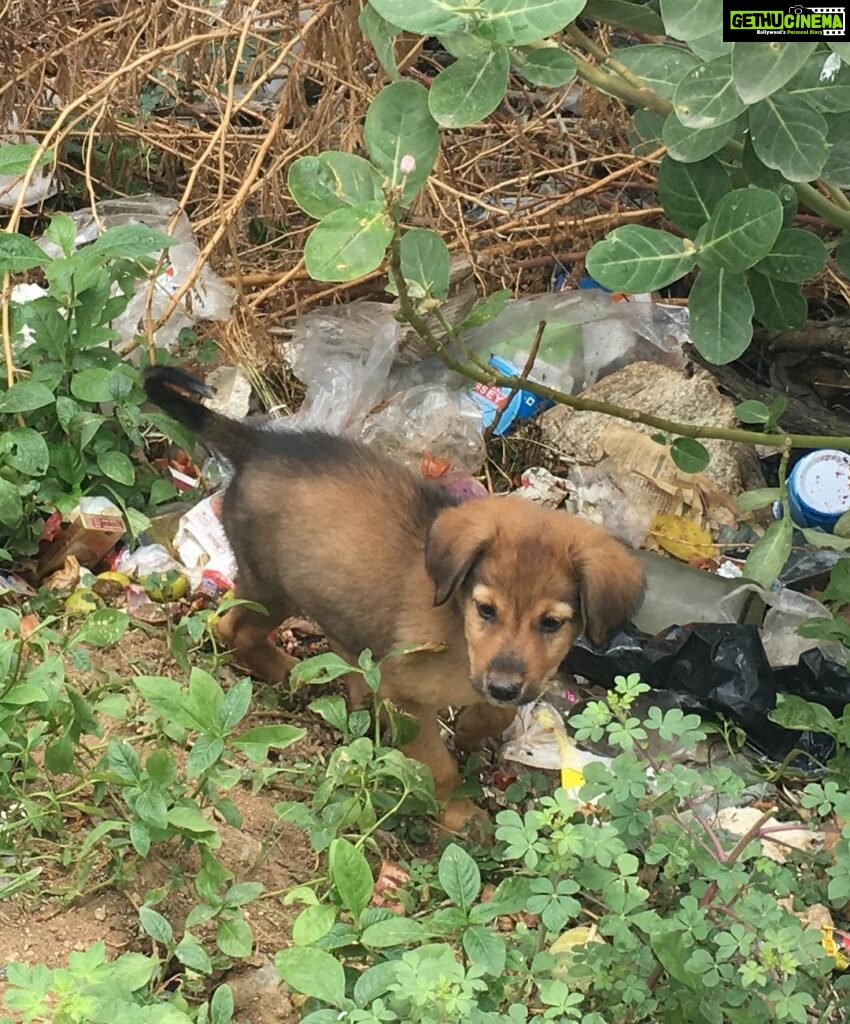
(93, 905), (107, 922)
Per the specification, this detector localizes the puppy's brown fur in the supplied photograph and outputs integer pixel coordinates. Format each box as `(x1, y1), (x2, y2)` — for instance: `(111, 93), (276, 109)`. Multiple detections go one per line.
(144, 367), (645, 831)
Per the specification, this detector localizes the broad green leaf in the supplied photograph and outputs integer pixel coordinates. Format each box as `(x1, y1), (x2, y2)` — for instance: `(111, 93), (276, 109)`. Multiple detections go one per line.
(74, 608), (130, 647)
(0, 233), (47, 272)
(0, 476), (22, 527)
(661, 112), (741, 163)
(366, 0), (470, 36)
(70, 367), (114, 403)
(674, 55), (747, 130)
(232, 723), (306, 760)
(629, 109), (665, 156)
(139, 906), (173, 945)
(187, 735), (225, 777)
(175, 936), (213, 974)
(360, 916), (429, 947)
(358, 4), (400, 81)
(210, 984), (235, 1024)
(688, 33), (731, 62)
(292, 903), (337, 946)
(769, 693), (839, 735)
(515, 47), (577, 88)
(429, 48), (510, 128)
(44, 214), (78, 258)
(734, 399), (770, 424)
(398, 227), (450, 298)
(216, 915), (253, 958)
(287, 152), (383, 221)
(829, 42), (850, 65)
(0, 143), (52, 176)
(97, 450), (135, 486)
(836, 234), (850, 278)
(731, 41), (817, 104)
(0, 379), (54, 413)
(585, 226), (697, 292)
(304, 202), (392, 282)
(136, 793), (170, 832)
(438, 842), (481, 912)
(743, 517), (793, 588)
(754, 228), (827, 282)
(440, 31), (496, 59)
(670, 437), (710, 474)
(463, 926), (507, 976)
(582, 0), (664, 34)
(45, 732), (75, 774)
(660, 0), (721, 42)
(458, 288), (511, 330)
(218, 677), (253, 730)
(275, 946), (347, 1008)
(364, 80), (440, 203)
(651, 929), (699, 988)
(689, 266), (754, 364)
(823, 141), (850, 188)
(697, 188), (782, 272)
(749, 93), (828, 182)
(785, 52), (850, 113)
(329, 837), (374, 920)
(354, 961), (400, 1008)
(740, 136), (799, 224)
(1, 427), (49, 475)
(2, 683), (48, 704)
(748, 270), (807, 331)
(736, 487), (781, 511)
(656, 155), (730, 236)
(88, 224), (172, 259)
(167, 804), (218, 835)
(616, 44), (699, 100)
(476, 0), (585, 46)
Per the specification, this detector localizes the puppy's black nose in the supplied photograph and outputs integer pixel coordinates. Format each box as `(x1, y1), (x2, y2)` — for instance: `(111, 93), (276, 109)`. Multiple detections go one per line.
(487, 678), (522, 703)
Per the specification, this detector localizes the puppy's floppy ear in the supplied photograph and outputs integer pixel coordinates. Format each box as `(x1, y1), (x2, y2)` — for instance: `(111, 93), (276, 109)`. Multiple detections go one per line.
(574, 528), (645, 646)
(425, 504), (493, 607)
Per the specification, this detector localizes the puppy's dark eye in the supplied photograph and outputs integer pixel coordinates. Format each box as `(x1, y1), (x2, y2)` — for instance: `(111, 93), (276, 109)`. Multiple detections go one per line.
(540, 616), (565, 633)
(477, 602), (497, 622)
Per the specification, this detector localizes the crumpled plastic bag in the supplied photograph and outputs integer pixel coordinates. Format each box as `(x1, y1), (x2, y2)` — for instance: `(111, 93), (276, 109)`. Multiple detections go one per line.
(35, 195), (235, 353)
(563, 622), (850, 768)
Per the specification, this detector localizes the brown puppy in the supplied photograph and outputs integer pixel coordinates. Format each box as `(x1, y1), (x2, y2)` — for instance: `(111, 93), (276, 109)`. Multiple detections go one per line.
(143, 367), (645, 831)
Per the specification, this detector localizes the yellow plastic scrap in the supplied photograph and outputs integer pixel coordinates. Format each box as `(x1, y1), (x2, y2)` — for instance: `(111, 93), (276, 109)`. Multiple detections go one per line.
(822, 926), (850, 970)
(535, 705), (587, 792)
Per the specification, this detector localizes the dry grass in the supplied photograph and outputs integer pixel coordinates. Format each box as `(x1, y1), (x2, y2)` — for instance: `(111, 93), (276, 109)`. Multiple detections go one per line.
(3, 0), (666, 373)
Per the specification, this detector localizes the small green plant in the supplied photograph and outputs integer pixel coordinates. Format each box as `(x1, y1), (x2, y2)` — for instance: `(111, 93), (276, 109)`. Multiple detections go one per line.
(276, 675), (849, 1023)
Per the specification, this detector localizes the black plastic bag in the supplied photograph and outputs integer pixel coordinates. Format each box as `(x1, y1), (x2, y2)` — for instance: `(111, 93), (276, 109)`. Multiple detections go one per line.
(563, 623), (850, 767)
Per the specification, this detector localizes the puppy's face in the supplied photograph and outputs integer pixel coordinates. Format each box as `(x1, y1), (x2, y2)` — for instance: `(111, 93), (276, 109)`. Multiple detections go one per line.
(425, 497), (645, 706)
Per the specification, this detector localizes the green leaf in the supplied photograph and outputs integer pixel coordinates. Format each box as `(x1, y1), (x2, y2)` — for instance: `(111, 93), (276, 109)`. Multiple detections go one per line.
(736, 487), (781, 511)
(739, 136), (799, 224)
(329, 837), (374, 920)
(45, 732), (75, 774)
(97, 450), (135, 486)
(187, 735), (225, 778)
(616, 45), (700, 101)
(748, 270), (807, 331)
(734, 399), (770, 424)
(70, 367), (114, 403)
(476, 0), (585, 46)
(754, 228), (827, 282)
(732, 41), (817, 105)
(366, 0), (470, 36)
(176, 935), (213, 974)
(769, 694), (838, 736)
(823, 141), (850, 188)
(1, 428), (49, 475)
(462, 925), (507, 976)
(743, 517), (793, 588)
(748, 93), (828, 182)
(139, 906), (174, 945)
(0, 143), (52, 176)
(438, 842), (481, 913)
(287, 152), (383, 221)
(44, 214), (78, 258)
(697, 188), (783, 272)
(785, 52), (850, 113)
(219, 678), (253, 731)
(74, 608), (130, 647)
(689, 266), (754, 365)
(656, 155), (731, 236)
(88, 224), (173, 259)
(232, 724), (306, 761)
(0, 379), (54, 413)
(135, 791), (168, 830)
(458, 288), (511, 330)
(398, 227), (450, 298)
(364, 80), (440, 204)
(830, 42), (850, 65)
(167, 804), (217, 835)
(439, 31), (496, 59)
(0, 233), (47, 272)
(217, 914), (253, 958)
(292, 904), (337, 946)
(429, 48), (510, 128)
(660, 0), (721, 42)
(628, 109), (665, 156)
(670, 437), (710, 474)
(651, 929), (700, 988)
(353, 961), (400, 1008)
(661, 112), (741, 163)
(359, 4), (400, 81)
(586, 226), (697, 292)
(674, 55), (747, 130)
(275, 946), (347, 1008)
(360, 916), (429, 947)
(582, 0), (664, 34)
(210, 984), (235, 1024)
(837, 234), (850, 278)
(514, 47), (577, 88)
(304, 202), (392, 283)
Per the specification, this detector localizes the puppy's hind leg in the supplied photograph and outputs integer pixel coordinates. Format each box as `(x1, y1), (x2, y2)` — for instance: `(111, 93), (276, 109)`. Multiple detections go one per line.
(215, 572), (296, 684)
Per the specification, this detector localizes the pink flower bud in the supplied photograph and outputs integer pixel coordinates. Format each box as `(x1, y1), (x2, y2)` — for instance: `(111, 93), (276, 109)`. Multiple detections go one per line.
(399, 154), (416, 175)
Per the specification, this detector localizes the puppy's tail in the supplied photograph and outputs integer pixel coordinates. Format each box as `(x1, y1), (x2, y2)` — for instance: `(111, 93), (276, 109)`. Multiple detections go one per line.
(143, 365), (257, 465)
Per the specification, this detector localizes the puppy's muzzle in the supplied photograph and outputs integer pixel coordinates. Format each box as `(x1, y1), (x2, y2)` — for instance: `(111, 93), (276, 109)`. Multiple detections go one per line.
(483, 653), (526, 705)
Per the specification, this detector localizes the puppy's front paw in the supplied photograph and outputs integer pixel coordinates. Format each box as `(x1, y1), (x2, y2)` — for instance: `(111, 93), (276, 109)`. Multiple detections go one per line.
(440, 798), (491, 841)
